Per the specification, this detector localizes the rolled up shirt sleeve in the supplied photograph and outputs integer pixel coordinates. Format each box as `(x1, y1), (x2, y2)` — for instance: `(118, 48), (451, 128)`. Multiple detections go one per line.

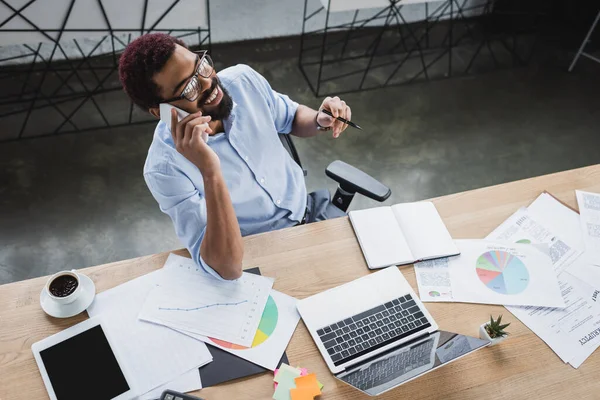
(244, 65), (299, 134)
(144, 170), (227, 281)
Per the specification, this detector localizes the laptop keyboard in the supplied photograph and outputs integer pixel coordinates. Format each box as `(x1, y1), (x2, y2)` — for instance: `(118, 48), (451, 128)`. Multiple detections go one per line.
(316, 294), (431, 366)
(342, 336), (435, 390)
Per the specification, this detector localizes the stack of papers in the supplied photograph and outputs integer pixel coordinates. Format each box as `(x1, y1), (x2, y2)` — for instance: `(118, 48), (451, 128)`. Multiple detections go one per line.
(88, 253), (301, 398)
(576, 190), (600, 267)
(519, 192), (600, 368)
(87, 269), (212, 398)
(414, 191), (600, 368)
(139, 260), (274, 347)
(273, 364), (323, 400)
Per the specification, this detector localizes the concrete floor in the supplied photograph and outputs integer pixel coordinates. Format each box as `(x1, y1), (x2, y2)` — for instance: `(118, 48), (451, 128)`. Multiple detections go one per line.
(1, 36), (599, 285)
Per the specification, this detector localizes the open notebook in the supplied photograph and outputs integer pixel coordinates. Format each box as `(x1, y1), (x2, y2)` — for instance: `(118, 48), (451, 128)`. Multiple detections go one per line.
(349, 202), (459, 269)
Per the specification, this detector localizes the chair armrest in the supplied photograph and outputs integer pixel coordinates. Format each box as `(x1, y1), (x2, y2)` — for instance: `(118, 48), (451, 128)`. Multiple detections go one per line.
(326, 160), (391, 202)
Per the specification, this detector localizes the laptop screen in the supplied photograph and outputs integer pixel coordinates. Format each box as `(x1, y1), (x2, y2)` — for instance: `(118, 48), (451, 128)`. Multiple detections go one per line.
(336, 331), (489, 396)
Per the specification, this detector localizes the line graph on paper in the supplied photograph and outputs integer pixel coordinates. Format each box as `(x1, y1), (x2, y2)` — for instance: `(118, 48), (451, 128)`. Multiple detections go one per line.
(138, 262), (274, 347)
(158, 300), (248, 312)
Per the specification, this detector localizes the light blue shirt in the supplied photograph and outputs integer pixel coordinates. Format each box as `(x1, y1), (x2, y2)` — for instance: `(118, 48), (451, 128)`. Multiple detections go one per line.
(144, 64), (307, 279)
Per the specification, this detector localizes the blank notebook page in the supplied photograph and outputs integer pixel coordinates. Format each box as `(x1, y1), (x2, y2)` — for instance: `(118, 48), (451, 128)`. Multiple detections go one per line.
(349, 207), (414, 268)
(391, 202), (458, 261)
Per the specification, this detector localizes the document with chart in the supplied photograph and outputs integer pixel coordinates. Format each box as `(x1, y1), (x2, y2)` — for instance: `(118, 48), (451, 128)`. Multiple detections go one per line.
(447, 239), (564, 307)
(576, 190), (600, 266)
(139, 255), (274, 347)
(414, 258), (454, 302)
(173, 289), (300, 371)
(501, 193), (600, 368)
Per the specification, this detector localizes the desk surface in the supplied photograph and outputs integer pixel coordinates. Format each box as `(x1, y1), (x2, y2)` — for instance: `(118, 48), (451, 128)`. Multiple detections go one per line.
(2, 165), (600, 400)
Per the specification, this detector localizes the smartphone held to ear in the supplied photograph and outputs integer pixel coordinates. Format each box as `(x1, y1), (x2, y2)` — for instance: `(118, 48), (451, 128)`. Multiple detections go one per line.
(160, 103), (189, 126)
(160, 103), (209, 143)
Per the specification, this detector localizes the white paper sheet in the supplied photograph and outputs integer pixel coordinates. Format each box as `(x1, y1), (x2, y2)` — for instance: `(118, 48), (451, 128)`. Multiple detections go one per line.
(139, 254), (274, 347)
(87, 269), (212, 397)
(447, 239), (564, 307)
(173, 290), (300, 371)
(528, 193), (585, 252)
(488, 196), (600, 367)
(487, 207), (582, 275)
(138, 369), (201, 400)
(146, 256), (299, 371)
(414, 258), (454, 302)
(576, 190), (600, 266)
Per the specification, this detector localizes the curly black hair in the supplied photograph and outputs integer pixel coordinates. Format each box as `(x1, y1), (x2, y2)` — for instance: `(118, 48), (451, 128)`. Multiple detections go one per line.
(118, 33), (186, 110)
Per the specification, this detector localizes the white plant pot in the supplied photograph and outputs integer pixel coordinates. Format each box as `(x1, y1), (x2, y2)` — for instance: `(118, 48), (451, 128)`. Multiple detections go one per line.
(479, 323), (508, 346)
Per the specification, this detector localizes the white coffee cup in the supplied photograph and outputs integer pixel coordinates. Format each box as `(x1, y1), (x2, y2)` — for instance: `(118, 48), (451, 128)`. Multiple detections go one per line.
(45, 270), (84, 305)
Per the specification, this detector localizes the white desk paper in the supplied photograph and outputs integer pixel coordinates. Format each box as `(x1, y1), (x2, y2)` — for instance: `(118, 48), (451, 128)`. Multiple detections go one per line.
(138, 369), (201, 400)
(447, 239), (564, 307)
(414, 258), (454, 302)
(87, 269), (212, 397)
(142, 254), (299, 371)
(489, 197), (600, 368)
(139, 254), (274, 347)
(173, 290), (300, 371)
(576, 190), (600, 266)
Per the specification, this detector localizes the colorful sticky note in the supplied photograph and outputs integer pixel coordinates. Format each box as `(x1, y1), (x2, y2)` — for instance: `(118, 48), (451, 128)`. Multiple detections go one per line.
(297, 368), (323, 390)
(274, 365), (323, 393)
(290, 387), (317, 400)
(273, 365), (302, 400)
(273, 379), (296, 400)
(294, 373), (321, 397)
(274, 363), (301, 383)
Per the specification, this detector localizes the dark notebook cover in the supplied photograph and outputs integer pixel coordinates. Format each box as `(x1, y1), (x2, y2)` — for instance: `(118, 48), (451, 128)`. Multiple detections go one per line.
(198, 267), (288, 388)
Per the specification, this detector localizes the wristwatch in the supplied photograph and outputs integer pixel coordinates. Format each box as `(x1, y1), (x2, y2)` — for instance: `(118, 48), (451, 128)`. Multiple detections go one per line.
(315, 111), (332, 131)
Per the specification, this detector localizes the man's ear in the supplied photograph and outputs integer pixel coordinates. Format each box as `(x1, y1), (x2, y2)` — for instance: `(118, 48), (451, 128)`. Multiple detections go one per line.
(149, 107), (160, 118)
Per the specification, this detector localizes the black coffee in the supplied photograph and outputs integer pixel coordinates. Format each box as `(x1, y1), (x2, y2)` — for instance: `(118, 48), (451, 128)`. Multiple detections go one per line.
(49, 275), (78, 297)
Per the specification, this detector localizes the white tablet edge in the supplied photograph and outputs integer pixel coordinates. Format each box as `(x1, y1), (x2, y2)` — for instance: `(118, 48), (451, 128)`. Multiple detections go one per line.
(31, 316), (137, 400)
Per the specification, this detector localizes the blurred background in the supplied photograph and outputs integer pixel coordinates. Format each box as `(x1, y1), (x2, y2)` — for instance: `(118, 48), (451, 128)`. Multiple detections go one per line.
(1, 0), (599, 284)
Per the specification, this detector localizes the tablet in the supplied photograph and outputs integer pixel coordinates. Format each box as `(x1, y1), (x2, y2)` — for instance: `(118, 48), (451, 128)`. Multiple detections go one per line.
(32, 316), (136, 400)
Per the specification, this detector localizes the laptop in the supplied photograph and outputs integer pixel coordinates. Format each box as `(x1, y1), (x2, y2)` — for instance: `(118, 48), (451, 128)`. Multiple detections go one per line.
(297, 267), (490, 396)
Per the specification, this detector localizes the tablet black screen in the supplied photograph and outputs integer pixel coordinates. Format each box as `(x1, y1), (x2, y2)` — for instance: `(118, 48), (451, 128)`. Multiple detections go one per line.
(39, 324), (130, 400)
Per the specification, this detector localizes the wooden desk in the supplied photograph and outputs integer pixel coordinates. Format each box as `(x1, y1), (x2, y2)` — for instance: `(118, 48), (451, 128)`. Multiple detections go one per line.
(2, 165), (600, 400)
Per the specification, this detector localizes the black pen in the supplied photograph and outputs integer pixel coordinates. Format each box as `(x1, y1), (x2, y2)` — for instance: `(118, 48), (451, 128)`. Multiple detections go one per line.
(320, 108), (362, 130)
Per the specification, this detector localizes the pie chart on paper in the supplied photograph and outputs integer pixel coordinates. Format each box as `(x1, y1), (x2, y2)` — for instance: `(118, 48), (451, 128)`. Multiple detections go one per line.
(209, 295), (278, 350)
(476, 251), (529, 295)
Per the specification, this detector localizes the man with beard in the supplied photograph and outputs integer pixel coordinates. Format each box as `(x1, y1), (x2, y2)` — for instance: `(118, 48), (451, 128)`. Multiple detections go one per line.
(119, 34), (353, 280)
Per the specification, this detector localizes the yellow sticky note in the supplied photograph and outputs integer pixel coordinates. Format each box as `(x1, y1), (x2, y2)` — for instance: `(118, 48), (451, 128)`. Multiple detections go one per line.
(294, 374), (321, 397)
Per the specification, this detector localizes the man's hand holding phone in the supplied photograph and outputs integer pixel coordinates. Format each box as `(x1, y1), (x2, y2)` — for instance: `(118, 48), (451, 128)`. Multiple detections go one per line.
(170, 108), (221, 178)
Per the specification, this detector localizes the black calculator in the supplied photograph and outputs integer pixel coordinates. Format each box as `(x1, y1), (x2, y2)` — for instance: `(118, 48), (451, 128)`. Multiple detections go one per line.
(159, 390), (204, 400)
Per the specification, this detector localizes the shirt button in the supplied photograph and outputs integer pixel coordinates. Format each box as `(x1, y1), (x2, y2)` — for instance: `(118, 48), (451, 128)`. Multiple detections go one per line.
(260, 178), (265, 184)
(276, 199), (281, 205)
(244, 156), (249, 161)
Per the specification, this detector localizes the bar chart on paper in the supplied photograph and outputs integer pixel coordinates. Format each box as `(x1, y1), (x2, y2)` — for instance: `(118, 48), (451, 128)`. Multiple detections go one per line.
(139, 268), (274, 347)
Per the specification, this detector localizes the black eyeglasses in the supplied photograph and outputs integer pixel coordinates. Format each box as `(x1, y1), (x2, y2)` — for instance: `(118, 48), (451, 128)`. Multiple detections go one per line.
(163, 51), (214, 103)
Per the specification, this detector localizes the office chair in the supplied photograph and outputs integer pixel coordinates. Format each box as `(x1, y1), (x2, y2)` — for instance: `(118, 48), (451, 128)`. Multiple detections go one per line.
(279, 134), (391, 213)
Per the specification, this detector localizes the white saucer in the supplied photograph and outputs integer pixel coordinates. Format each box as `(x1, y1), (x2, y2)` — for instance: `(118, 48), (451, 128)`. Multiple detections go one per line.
(40, 274), (96, 318)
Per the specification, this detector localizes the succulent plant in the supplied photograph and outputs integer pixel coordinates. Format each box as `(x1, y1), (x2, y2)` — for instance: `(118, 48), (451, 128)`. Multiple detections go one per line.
(485, 314), (510, 338)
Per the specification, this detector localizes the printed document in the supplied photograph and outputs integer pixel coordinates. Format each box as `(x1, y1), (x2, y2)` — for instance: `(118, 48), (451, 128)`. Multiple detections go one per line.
(576, 190), (600, 266)
(489, 195), (600, 367)
(139, 254), (274, 347)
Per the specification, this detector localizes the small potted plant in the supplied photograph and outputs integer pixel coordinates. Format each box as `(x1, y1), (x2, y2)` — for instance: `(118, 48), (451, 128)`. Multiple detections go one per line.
(480, 314), (510, 346)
